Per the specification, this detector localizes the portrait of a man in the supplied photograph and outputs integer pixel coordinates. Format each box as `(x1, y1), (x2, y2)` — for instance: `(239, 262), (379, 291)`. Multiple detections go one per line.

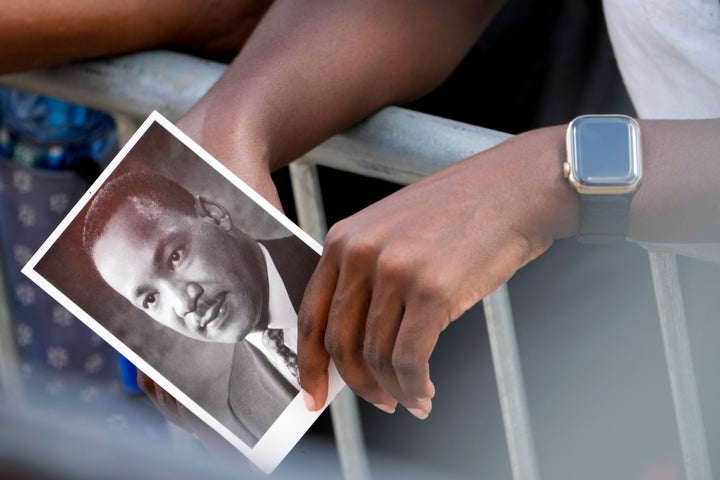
(27, 116), (328, 462)
(83, 170), (318, 443)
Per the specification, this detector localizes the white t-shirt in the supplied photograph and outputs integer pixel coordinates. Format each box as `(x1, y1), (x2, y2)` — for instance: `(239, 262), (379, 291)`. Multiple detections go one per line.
(603, 0), (720, 119)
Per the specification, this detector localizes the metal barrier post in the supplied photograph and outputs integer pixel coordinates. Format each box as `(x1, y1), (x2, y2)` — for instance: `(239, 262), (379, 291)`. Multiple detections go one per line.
(0, 245), (24, 407)
(484, 284), (541, 480)
(290, 158), (372, 480)
(289, 161), (327, 239)
(647, 250), (713, 480)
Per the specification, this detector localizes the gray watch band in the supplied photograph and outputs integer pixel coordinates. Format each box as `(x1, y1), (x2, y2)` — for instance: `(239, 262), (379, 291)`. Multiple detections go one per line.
(577, 193), (633, 243)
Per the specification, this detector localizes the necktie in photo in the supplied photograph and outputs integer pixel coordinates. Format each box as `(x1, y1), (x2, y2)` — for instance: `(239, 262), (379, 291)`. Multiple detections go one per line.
(262, 328), (299, 382)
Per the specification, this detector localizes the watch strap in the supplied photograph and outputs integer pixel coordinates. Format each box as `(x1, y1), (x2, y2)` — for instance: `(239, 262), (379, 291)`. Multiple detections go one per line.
(577, 193), (633, 243)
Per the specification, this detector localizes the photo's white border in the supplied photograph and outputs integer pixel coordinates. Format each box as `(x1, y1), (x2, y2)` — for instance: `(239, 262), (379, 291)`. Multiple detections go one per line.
(22, 111), (345, 474)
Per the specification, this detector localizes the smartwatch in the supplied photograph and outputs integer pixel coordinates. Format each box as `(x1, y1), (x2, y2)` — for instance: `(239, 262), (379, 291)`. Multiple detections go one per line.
(564, 114), (642, 243)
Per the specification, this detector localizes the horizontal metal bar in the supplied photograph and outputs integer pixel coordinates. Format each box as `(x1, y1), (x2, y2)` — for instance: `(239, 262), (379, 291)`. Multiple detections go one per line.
(0, 51), (224, 122)
(307, 107), (511, 184)
(3, 53), (720, 252)
(0, 51), (511, 186)
(4, 55), (718, 255)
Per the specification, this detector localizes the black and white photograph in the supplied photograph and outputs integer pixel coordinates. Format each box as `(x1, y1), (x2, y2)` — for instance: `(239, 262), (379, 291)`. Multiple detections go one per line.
(22, 111), (345, 473)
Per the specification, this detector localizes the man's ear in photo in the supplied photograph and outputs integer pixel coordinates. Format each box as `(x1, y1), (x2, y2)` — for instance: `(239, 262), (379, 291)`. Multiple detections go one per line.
(195, 195), (233, 232)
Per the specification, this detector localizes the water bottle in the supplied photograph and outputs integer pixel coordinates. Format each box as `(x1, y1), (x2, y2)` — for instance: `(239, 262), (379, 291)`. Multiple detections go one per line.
(0, 88), (116, 176)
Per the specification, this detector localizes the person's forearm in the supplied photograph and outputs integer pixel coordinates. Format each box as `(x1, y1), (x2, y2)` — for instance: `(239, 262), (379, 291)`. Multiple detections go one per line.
(296, 117), (720, 414)
(180, 0), (505, 174)
(0, 1), (182, 72)
(628, 118), (720, 243)
(0, 0), (269, 74)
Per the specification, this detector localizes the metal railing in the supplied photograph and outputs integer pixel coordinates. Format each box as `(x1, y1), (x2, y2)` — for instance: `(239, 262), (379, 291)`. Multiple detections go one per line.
(1, 50), (716, 480)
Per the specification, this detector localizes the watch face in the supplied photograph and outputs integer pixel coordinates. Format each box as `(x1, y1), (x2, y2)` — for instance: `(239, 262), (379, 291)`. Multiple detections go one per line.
(568, 115), (642, 192)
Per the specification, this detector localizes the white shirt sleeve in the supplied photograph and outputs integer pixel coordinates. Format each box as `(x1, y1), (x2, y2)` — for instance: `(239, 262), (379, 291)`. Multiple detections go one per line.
(603, 0), (720, 119)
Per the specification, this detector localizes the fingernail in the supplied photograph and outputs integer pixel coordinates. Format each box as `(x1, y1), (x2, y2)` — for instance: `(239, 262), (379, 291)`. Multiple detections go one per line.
(373, 403), (396, 414)
(303, 389), (318, 411)
(406, 407), (430, 420)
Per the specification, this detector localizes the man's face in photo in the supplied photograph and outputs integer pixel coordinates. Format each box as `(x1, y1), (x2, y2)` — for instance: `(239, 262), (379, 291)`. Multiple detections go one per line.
(91, 197), (267, 343)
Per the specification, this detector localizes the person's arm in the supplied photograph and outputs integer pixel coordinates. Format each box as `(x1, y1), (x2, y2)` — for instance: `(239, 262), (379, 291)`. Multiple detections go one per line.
(0, 0), (270, 74)
(132, 0), (504, 439)
(296, 118), (720, 418)
(177, 0), (506, 204)
(628, 119), (720, 242)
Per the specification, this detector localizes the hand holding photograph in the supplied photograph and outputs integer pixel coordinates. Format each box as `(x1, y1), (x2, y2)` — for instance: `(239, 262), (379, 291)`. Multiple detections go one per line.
(22, 111), (345, 473)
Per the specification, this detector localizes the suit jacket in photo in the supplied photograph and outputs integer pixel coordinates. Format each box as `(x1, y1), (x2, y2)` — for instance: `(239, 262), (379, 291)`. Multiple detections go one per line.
(227, 235), (319, 446)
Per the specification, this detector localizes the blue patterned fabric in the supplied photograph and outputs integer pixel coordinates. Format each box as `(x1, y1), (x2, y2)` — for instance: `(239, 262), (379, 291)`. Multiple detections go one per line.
(0, 161), (123, 393)
(0, 90), (131, 404)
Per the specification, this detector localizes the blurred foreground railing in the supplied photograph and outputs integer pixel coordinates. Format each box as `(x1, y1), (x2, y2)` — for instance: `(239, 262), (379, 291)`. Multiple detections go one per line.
(1, 50), (716, 480)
